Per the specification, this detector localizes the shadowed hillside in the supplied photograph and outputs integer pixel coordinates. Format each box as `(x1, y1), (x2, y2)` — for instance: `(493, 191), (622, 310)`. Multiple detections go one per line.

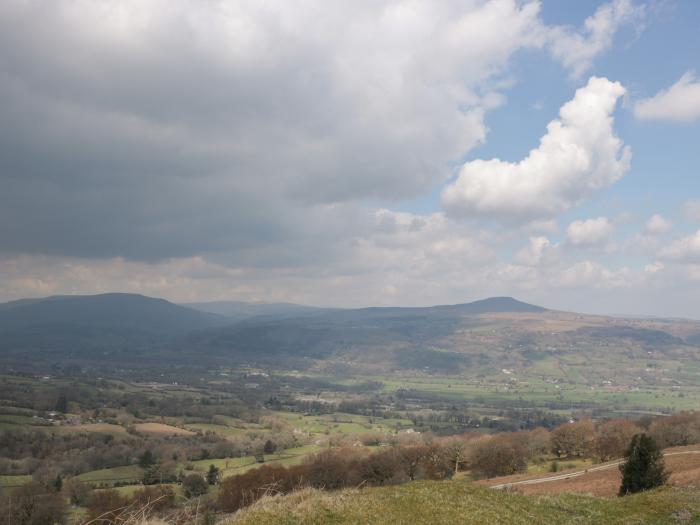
(178, 296), (548, 371)
(0, 294), (228, 362)
(1, 294), (699, 386)
(0, 293), (226, 334)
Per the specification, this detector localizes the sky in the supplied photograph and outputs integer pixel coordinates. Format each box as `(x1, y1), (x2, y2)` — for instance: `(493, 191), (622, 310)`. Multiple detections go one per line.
(1, 0), (699, 317)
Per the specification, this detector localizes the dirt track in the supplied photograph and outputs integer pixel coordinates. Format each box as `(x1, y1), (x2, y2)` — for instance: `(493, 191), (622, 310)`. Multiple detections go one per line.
(489, 450), (700, 495)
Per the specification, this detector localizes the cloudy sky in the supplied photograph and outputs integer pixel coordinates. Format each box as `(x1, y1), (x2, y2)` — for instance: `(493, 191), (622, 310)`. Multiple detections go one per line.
(1, 0), (699, 317)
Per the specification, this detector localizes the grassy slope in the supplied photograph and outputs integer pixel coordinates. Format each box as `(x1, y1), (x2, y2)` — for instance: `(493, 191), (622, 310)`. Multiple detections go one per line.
(229, 481), (700, 525)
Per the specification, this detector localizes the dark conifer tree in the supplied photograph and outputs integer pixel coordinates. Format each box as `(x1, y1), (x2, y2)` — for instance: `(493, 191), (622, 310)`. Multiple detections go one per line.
(619, 434), (668, 496)
(139, 449), (155, 468)
(54, 394), (68, 413)
(263, 439), (277, 454)
(52, 474), (62, 492)
(206, 464), (220, 485)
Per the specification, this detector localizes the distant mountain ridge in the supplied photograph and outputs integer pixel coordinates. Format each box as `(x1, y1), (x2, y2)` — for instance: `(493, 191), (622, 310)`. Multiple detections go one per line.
(184, 300), (330, 321)
(0, 293), (547, 366)
(183, 296), (544, 320)
(175, 296), (551, 371)
(440, 296), (546, 313)
(357, 296), (546, 315)
(0, 293), (544, 325)
(0, 293), (227, 336)
(5, 293), (694, 378)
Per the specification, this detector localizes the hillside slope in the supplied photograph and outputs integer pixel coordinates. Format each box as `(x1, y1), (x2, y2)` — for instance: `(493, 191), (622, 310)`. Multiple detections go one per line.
(0, 293), (226, 334)
(1, 293), (699, 384)
(0, 293), (228, 362)
(229, 481), (700, 525)
(181, 296), (549, 371)
(180, 298), (700, 379)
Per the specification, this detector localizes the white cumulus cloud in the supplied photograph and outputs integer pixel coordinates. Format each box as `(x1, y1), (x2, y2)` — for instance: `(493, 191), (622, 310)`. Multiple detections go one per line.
(567, 217), (615, 246)
(516, 236), (555, 266)
(442, 77), (630, 220)
(634, 71), (700, 122)
(644, 214), (672, 235)
(659, 230), (700, 263)
(548, 0), (646, 79)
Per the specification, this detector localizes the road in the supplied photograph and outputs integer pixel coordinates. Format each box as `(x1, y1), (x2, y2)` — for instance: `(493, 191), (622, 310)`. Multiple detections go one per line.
(490, 450), (700, 490)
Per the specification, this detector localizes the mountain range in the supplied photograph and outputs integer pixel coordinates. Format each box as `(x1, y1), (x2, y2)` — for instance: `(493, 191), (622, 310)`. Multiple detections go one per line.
(0, 293), (698, 380)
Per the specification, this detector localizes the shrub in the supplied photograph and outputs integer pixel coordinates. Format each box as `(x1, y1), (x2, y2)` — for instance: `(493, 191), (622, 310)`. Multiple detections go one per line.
(403, 445), (454, 481)
(355, 449), (402, 486)
(218, 464), (300, 513)
(64, 477), (93, 506)
(182, 473), (209, 498)
(0, 482), (66, 525)
(649, 411), (700, 448)
(550, 419), (595, 458)
(307, 449), (364, 488)
(594, 419), (642, 461)
(143, 461), (177, 485)
(131, 485), (176, 512)
(523, 428), (551, 458)
(469, 434), (528, 478)
(86, 489), (130, 522)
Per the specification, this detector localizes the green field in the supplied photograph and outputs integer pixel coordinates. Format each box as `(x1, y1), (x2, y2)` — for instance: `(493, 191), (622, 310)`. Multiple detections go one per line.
(268, 410), (413, 437)
(0, 475), (32, 491)
(107, 483), (182, 498)
(77, 465), (144, 484)
(186, 444), (323, 479)
(186, 422), (247, 436)
(313, 372), (700, 415)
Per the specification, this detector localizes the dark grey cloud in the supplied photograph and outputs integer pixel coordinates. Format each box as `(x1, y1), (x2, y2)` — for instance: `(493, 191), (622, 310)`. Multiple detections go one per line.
(0, 0), (555, 261)
(0, 0), (667, 316)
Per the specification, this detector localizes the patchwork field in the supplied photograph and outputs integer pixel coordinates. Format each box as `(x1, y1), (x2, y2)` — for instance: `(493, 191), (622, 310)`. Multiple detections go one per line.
(182, 444), (323, 479)
(59, 423), (128, 435)
(133, 422), (195, 436)
(0, 474), (31, 490)
(313, 371), (700, 416)
(268, 411), (414, 437)
(185, 423), (247, 437)
(77, 465), (144, 484)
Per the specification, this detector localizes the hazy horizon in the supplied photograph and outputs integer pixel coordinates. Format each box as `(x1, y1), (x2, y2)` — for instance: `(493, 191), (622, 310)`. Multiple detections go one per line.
(3, 290), (699, 321)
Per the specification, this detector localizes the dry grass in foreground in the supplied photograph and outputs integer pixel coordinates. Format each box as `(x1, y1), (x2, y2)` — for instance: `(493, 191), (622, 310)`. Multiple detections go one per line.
(225, 481), (700, 525)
